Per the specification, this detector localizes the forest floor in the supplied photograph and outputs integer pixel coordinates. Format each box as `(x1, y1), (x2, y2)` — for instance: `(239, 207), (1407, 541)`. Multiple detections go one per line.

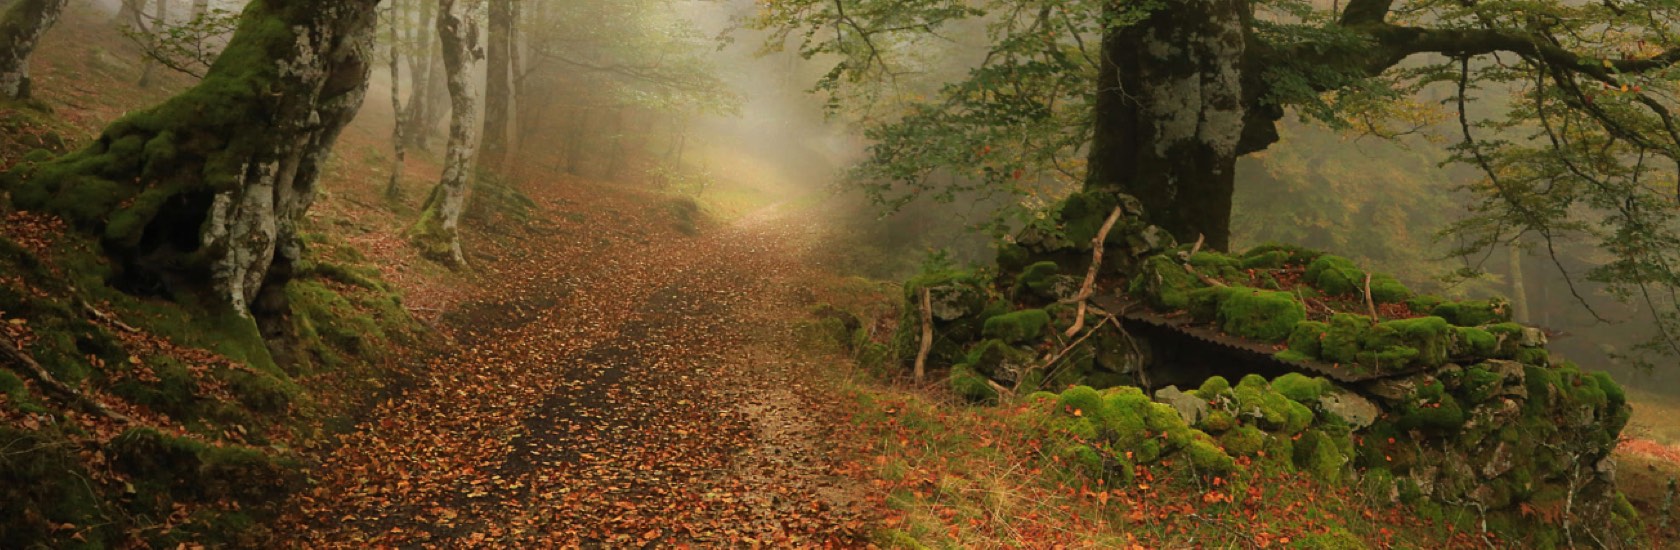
(276, 196), (883, 546)
(4, 6), (1680, 548)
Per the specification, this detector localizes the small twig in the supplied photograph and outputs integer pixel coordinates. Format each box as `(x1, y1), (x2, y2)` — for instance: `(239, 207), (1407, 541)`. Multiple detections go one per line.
(1363, 273), (1378, 320)
(914, 287), (933, 383)
(1023, 314), (1117, 393)
(1178, 233), (1227, 288)
(0, 335), (133, 424)
(1062, 206), (1124, 337)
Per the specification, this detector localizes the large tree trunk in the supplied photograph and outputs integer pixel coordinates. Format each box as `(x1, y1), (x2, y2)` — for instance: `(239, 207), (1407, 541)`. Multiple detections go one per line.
(5, 0), (381, 317)
(1086, 0), (1260, 251)
(477, 0), (511, 173)
(0, 0), (69, 100)
(409, 0), (482, 267)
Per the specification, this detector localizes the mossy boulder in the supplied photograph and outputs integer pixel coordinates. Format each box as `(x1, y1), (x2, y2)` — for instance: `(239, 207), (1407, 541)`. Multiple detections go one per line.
(1129, 254), (1205, 311)
(982, 309), (1051, 345)
(965, 339), (1037, 385)
(1358, 316), (1454, 370)
(949, 364), (1000, 404)
(1432, 299), (1512, 327)
(1305, 255), (1411, 302)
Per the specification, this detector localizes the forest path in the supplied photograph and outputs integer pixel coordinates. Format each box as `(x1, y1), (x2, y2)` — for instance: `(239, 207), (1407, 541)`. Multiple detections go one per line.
(280, 202), (876, 547)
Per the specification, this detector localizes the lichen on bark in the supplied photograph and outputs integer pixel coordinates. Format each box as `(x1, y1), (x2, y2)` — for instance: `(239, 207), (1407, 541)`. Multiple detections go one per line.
(408, 0), (484, 268)
(2, 0), (381, 318)
(0, 0), (69, 100)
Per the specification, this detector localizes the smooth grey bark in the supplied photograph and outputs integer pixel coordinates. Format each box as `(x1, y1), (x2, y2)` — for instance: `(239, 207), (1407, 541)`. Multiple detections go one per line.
(410, 0), (482, 267)
(0, 0), (68, 100)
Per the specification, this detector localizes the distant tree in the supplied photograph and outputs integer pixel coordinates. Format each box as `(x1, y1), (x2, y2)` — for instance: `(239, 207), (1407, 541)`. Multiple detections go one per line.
(409, 0), (484, 267)
(0, 0), (69, 100)
(479, 0), (514, 173)
(3, 0), (382, 319)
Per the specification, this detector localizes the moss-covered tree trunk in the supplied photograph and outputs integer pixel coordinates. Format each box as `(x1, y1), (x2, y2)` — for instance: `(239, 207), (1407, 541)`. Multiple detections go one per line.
(0, 0), (68, 100)
(478, 0), (512, 174)
(409, 0), (481, 267)
(1085, 0), (1266, 252)
(4, 0), (380, 317)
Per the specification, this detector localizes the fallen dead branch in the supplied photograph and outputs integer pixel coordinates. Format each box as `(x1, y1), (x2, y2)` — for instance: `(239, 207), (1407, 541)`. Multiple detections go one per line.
(914, 287), (932, 384)
(80, 301), (141, 334)
(0, 335), (133, 424)
(1062, 206), (1124, 338)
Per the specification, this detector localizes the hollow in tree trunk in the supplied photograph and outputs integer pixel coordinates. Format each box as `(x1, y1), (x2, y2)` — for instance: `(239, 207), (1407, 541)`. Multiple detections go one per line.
(4, 0), (381, 319)
(0, 0), (69, 100)
(409, 0), (482, 268)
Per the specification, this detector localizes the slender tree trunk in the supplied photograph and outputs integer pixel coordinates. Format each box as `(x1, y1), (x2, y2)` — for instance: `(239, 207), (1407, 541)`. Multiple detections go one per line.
(477, 0), (511, 174)
(386, 7), (406, 199)
(410, 0), (482, 267)
(401, 0), (437, 151)
(605, 106), (627, 180)
(507, 0), (523, 159)
(1085, 0), (1256, 251)
(1510, 239), (1530, 323)
(137, 0), (169, 88)
(114, 0), (144, 25)
(565, 104), (590, 176)
(0, 0), (69, 100)
(6, 0), (381, 317)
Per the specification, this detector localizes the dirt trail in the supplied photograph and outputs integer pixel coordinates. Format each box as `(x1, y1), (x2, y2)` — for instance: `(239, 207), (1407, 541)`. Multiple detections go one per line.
(280, 204), (874, 547)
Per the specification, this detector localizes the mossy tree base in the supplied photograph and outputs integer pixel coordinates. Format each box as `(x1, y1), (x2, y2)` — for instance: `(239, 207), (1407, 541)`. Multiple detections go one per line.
(2, 0), (381, 318)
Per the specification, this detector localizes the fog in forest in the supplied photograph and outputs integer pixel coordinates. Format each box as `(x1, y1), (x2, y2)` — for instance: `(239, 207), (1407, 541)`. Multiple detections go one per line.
(4, 0), (1680, 546)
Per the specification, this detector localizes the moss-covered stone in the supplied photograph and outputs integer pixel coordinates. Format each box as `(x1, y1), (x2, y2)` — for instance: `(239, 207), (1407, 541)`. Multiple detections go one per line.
(950, 364), (1000, 404)
(1129, 254), (1204, 311)
(1359, 316), (1454, 370)
(1272, 373), (1332, 403)
(982, 309), (1050, 345)
(1219, 425), (1266, 456)
(1432, 299), (1512, 327)
(1014, 261), (1063, 299)
(1305, 255), (1412, 302)
(1188, 286), (1307, 343)
(1057, 385), (1105, 417)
